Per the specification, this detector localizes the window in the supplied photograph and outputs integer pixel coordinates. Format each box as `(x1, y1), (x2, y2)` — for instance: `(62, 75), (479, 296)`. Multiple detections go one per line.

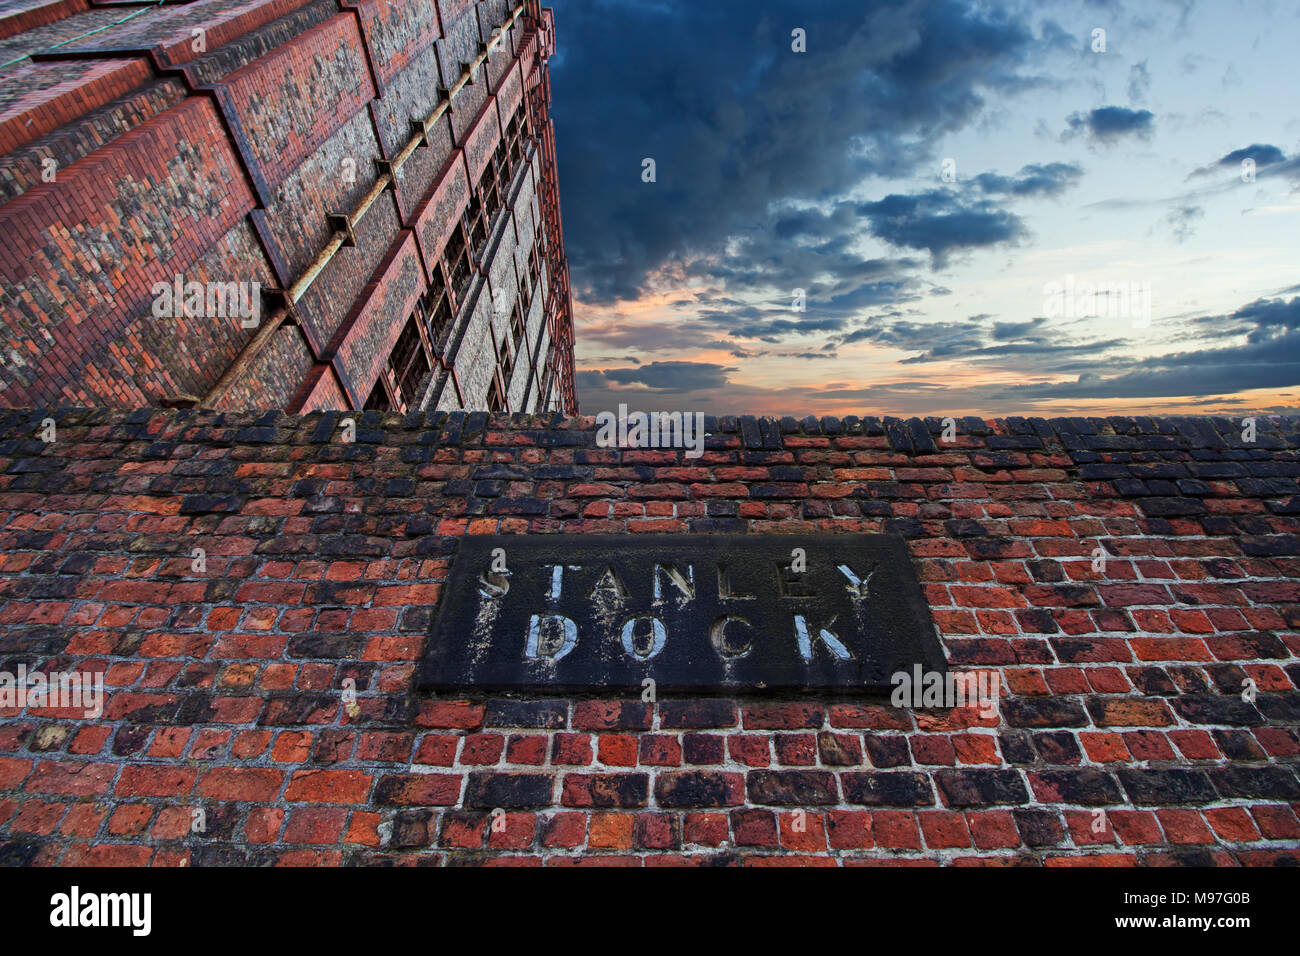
(497, 330), (514, 390)
(502, 114), (522, 175)
(425, 261), (446, 310)
(488, 377), (505, 412)
(510, 299), (525, 352)
(365, 316), (434, 414)
(465, 156), (504, 266)
(364, 380), (389, 411)
(420, 265), (453, 353)
(465, 192), (487, 257)
(494, 140), (510, 185)
(427, 289), (453, 351)
(479, 162), (500, 223)
(390, 317), (430, 408)
(491, 101), (530, 192)
(443, 224), (472, 303)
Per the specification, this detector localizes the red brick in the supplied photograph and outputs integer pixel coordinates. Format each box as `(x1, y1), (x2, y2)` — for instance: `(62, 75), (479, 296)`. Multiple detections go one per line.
(1250, 805), (1300, 839)
(966, 810), (1020, 850)
(198, 768), (282, 802)
(117, 765), (197, 799)
(284, 807), (349, 844)
(1156, 809), (1215, 844)
(826, 809), (874, 849)
(919, 810), (970, 849)
(487, 812), (537, 850)
(551, 733), (592, 765)
(872, 810), (923, 849)
(727, 734), (771, 767)
(417, 700), (484, 730)
(596, 734), (637, 766)
(284, 770), (371, 804)
(26, 762), (116, 797)
(245, 808), (286, 843)
(461, 733), (506, 765)
(741, 703), (823, 730)
(634, 812), (681, 850)
(778, 810), (827, 852)
(1203, 807), (1260, 842)
(731, 809), (778, 847)
(572, 701), (651, 730)
(774, 733), (817, 766)
(1107, 809), (1164, 846)
(588, 812), (634, 850)
(541, 812), (587, 848)
(415, 734), (459, 766)
(684, 812), (729, 847)
(638, 734), (682, 766)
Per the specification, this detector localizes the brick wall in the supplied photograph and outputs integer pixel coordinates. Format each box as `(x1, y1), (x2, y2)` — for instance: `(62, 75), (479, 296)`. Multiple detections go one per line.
(0, 57), (151, 153)
(218, 12), (375, 194)
(328, 231), (425, 403)
(0, 96), (258, 406)
(0, 409), (1297, 866)
(0, 1), (576, 415)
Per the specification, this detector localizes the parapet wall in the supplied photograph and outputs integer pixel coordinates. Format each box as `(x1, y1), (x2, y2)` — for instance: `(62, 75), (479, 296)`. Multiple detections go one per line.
(0, 408), (1296, 865)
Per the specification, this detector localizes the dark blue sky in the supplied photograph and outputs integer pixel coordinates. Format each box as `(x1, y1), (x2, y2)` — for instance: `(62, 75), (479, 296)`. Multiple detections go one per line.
(545, 0), (1300, 417)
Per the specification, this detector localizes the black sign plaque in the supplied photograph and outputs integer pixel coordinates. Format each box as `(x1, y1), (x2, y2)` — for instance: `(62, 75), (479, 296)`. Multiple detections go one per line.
(418, 534), (945, 693)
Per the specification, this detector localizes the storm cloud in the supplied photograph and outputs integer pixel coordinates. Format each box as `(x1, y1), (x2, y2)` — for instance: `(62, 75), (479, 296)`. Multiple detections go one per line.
(549, 0), (1053, 303)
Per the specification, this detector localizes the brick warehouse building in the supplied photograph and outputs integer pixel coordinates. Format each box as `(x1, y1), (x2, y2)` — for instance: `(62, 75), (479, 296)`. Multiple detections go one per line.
(0, 408), (1297, 866)
(0, 0), (577, 415)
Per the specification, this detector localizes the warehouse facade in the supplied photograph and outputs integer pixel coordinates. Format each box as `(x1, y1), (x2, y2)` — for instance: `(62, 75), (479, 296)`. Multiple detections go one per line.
(0, 0), (577, 414)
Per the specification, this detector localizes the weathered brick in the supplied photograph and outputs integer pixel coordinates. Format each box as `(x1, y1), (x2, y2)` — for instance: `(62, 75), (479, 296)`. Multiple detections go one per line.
(655, 772), (745, 808)
(464, 772), (554, 809)
(560, 773), (649, 808)
(841, 772), (934, 807)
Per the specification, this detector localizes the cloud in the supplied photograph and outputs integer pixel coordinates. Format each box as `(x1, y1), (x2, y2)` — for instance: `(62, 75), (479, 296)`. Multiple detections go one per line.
(1189, 143), (1288, 178)
(854, 190), (1028, 267)
(992, 297), (1300, 400)
(1062, 106), (1156, 144)
(901, 337), (1129, 364)
(970, 162), (1085, 198)
(1127, 61), (1151, 103)
(1229, 296), (1300, 334)
(1164, 204), (1203, 242)
(839, 317), (983, 349)
(724, 314), (847, 341)
(828, 313), (1130, 372)
(551, 1), (1296, 419)
(990, 318), (1046, 341)
(577, 318), (722, 352)
(1218, 143), (1286, 167)
(595, 360), (737, 392)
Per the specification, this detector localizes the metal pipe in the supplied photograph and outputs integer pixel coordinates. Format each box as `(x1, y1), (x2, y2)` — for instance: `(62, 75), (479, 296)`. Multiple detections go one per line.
(289, 0), (526, 304)
(202, 308), (290, 406)
(289, 234), (346, 304)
